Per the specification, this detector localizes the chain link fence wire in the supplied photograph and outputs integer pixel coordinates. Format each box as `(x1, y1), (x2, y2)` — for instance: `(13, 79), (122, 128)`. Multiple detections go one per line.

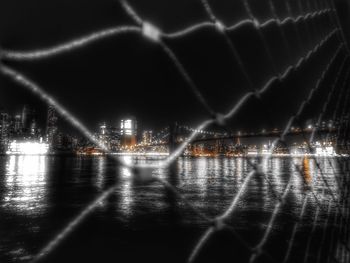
(0, 0), (350, 262)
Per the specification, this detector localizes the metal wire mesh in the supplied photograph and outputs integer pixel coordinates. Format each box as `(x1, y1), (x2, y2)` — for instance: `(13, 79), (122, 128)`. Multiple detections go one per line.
(0, 0), (349, 262)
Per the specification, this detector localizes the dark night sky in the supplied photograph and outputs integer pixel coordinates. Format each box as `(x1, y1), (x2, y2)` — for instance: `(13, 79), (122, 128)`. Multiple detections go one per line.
(0, 0), (349, 134)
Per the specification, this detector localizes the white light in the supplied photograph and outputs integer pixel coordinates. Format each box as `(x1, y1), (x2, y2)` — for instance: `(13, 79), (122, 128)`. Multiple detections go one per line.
(121, 155), (133, 165)
(121, 119), (134, 136)
(124, 120), (132, 129)
(315, 142), (335, 156)
(5, 155), (47, 214)
(6, 140), (49, 155)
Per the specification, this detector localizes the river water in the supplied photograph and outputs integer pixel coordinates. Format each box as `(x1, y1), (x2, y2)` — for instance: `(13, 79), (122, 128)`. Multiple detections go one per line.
(0, 155), (346, 263)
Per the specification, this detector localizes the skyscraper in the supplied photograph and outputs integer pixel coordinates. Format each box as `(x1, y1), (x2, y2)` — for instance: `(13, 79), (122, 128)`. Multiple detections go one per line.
(22, 105), (36, 133)
(142, 130), (153, 145)
(120, 118), (137, 148)
(98, 122), (109, 150)
(95, 123), (120, 152)
(14, 114), (22, 134)
(0, 110), (9, 152)
(46, 104), (58, 147)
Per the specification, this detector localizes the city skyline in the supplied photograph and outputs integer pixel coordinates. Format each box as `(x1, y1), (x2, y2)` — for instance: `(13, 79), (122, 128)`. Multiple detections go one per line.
(0, 103), (342, 157)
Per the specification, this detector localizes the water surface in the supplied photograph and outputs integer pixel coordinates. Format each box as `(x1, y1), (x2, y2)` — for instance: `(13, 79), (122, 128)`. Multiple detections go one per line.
(0, 155), (344, 262)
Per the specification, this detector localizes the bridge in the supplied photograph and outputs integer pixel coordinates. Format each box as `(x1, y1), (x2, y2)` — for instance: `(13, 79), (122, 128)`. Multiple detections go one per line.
(135, 123), (342, 154)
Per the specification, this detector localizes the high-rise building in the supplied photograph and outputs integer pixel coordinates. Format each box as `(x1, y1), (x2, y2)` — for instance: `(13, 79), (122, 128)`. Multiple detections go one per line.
(120, 118), (137, 148)
(109, 126), (121, 152)
(142, 130), (153, 145)
(14, 114), (22, 134)
(98, 122), (109, 149)
(100, 122), (107, 135)
(0, 110), (10, 152)
(96, 123), (121, 152)
(22, 105), (37, 133)
(46, 105), (58, 147)
(30, 119), (38, 136)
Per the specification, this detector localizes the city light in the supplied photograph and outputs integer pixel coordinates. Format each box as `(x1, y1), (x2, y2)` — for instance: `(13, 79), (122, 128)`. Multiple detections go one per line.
(116, 152), (168, 156)
(0, 106), (344, 157)
(5, 155), (47, 214)
(120, 119), (136, 136)
(315, 142), (335, 156)
(6, 140), (49, 155)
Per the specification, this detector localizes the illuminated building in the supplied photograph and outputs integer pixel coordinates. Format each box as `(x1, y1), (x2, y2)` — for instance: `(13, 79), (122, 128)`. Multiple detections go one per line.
(108, 126), (121, 152)
(6, 140), (49, 155)
(142, 130), (153, 145)
(261, 144), (270, 155)
(94, 123), (120, 152)
(22, 105), (37, 134)
(315, 142), (335, 156)
(98, 122), (109, 149)
(100, 123), (107, 135)
(46, 105), (58, 148)
(14, 114), (22, 134)
(30, 120), (38, 136)
(0, 110), (10, 152)
(290, 144), (308, 155)
(45, 106), (75, 152)
(120, 118), (137, 148)
(247, 147), (258, 155)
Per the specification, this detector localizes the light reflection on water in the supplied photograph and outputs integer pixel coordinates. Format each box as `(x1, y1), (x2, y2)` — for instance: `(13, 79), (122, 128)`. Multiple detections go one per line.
(119, 165), (133, 218)
(0, 155), (341, 217)
(3, 155), (47, 214)
(95, 156), (105, 191)
(0, 155), (343, 262)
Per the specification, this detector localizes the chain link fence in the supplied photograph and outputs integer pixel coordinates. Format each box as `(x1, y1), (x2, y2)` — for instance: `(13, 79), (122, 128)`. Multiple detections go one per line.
(0, 0), (350, 262)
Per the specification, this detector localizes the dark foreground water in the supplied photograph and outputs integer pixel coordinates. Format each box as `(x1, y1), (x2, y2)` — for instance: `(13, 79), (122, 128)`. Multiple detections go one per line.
(0, 155), (346, 263)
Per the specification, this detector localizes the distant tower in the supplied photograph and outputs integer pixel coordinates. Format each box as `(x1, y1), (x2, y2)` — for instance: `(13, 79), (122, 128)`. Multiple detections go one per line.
(99, 122), (109, 150)
(46, 105), (58, 146)
(99, 123), (105, 135)
(120, 118), (137, 148)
